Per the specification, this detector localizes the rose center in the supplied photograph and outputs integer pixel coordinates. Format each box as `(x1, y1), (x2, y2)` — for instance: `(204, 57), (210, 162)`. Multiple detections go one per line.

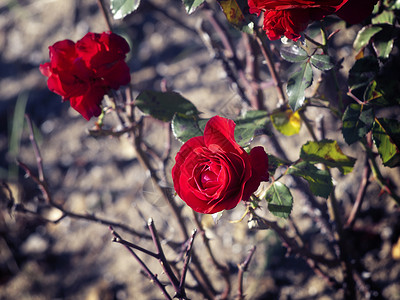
(201, 170), (217, 186)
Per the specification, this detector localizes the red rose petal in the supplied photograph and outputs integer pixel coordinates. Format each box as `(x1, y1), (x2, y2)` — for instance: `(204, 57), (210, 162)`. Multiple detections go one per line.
(204, 116), (243, 154)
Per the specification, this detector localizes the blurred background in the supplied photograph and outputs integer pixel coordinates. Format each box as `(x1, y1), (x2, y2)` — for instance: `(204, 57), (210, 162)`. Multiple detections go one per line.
(1, 0), (400, 299)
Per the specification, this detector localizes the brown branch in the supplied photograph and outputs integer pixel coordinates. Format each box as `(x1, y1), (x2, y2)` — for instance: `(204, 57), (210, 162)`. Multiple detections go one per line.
(345, 153), (371, 228)
(316, 114), (357, 299)
(88, 124), (137, 137)
(110, 227), (172, 300)
(132, 121), (188, 240)
(242, 32), (265, 110)
(17, 157), (155, 243)
(148, 218), (182, 297)
(199, 8), (254, 108)
(97, 0), (113, 32)
(111, 234), (159, 259)
(254, 33), (286, 105)
(236, 246), (256, 300)
(178, 229), (197, 299)
(254, 214), (339, 268)
(193, 211), (231, 299)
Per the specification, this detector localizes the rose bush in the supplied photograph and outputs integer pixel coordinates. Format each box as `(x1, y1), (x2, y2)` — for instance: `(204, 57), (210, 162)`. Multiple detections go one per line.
(249, 0), (378, 41)
(172, 115), (269, 214)
(40, 32), (131, 120)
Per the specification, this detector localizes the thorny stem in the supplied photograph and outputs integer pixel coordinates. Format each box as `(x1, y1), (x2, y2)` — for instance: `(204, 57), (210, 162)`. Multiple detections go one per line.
(17, 115), (182, 246)
(250, 32), (335, 256)
(88, 124), (137, 137)
(178, 229), (197, 298)
(148, 218), (182, 296)
(304, 33), (324, 49)
(130, 117), (217, 299)
(316, 116), (356, 299)
(236, 246), (256, 300)
(110, 227), (173, 300)
(345, 151), (371, 228)
(200, 7), (254, 108)
(14, 162), (155, 241)
(111, 234), (159, 259)
(255, 214), (339, 267)
(298, 110), (318, 141)
(132, 120), (188, 240)
(329, 192), (357, 299)
(112, 226), (201, 300)
(97, 0), (113, 32)
(192, 211), (231, 299)
(242, 32), (266, 110)
(255, 32), (286, 105)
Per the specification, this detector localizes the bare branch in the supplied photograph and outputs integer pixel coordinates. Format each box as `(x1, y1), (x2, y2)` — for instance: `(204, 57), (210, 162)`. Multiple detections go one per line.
(110, 227), (173, 300)
(236, 246), (256, 300)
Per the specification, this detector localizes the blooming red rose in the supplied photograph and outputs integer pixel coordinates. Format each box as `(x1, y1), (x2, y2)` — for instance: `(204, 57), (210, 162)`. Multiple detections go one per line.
(249, 0), (377, 41)
(40, 32), (131, 120)
(172, 116), (269, 214)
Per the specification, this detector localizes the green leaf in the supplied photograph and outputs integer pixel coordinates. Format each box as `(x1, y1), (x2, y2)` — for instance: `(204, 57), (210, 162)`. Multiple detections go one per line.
(342, 104), (374, 145)
(310, 54), (334, 71)
(300, 140), (356, 175)
(348, 56), (379, 99)
(171, 113), (207, 143)
(265, 182), (293, 219)
(388, 0), (400, 9)
(353, 25), (383, 52)
(371, 26), (399, 59)
(280, 45), (308, 63)
(363, 80), (387, 105)
(234, 110), (270, 147)
(270, 108), (301, 136)
(288, 162), (333, 198)
(372, 10), (395, 25)
(373, 38), (394, 59)
(111, 0), (140, 19)
(136, 91), (199, 122)
(372, 118), (400, 167)
(182, 0), (205, 14)
(286, 62), (313, 112)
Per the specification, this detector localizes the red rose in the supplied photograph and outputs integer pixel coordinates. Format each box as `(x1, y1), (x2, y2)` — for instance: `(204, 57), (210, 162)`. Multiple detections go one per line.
(172, 116), (269, 214)
(262, 9), (313, 41)
(249, 0), (377, 41)
(40, 32), (131, 120)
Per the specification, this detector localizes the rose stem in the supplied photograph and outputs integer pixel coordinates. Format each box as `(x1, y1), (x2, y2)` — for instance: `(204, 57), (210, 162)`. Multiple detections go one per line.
(236, 245), (256, 300)
(192, 211), (231, 298)
(131, 121), (217, 299)
(254, 32), (286, 106)
(316, 115), (357, 299)
(110, 227), (173, 300)
(178, 229), (197, 299)
(97, 0), (113, 32)
(148, 218), (181, 296)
